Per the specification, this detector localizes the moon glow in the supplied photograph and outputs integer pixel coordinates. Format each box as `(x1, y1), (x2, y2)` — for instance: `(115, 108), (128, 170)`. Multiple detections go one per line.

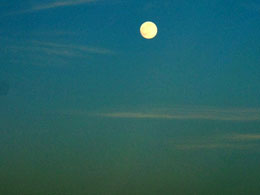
(140, 21), (158, 39)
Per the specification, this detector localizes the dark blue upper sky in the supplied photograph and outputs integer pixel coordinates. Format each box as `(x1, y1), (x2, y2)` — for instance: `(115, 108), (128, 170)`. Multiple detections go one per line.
(1, 0), (260, 112)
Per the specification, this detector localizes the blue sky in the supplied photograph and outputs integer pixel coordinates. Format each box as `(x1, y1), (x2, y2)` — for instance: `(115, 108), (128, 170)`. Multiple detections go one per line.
(0, 1), (260, 194)
(1, 0), (260, 113)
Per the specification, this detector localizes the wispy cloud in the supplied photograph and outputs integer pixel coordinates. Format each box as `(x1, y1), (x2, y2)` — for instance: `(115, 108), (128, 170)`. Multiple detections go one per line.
(1, 0), (98, 16)
(171, 133), (260, 151)
(174, 143), (255, 150)
(96, 106), (260, 121)
(3, 40), (114, 66)
(6, 40), (114, 57)
(54, 106), (260, 151)
(31, 0), (97, 11)
(32, 41), (114, 55)
(230, 134), (260, 141)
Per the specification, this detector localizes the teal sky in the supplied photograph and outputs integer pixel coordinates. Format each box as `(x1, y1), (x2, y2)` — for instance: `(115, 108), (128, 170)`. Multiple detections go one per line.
(0, 0), (260, 194)
(1, 0), (260, 110)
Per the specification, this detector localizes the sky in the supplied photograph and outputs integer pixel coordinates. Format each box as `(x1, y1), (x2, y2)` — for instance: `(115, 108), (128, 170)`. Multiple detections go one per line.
(0, 0), (260, 194)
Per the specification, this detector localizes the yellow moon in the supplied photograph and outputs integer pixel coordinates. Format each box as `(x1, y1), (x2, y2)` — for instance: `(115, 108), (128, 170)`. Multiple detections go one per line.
(140, 21), (158, 39)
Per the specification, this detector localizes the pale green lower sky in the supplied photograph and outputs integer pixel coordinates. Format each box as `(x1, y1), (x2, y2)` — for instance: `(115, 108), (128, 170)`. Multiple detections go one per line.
(0, 107), (260, 194)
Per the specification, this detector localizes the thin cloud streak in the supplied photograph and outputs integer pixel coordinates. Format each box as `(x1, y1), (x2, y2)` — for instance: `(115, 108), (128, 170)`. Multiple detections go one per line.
(6, 40), (114, 58)
(230, 134), (260, 141)
(174, 143), (257, 150)
(2, 0), (98, 16)
(32, 0), (97, 11)
(171, 133), (260, 151)
(32, 41), (115, 55)
(3, 40), (114, 66)
(97, 107), (260, 121)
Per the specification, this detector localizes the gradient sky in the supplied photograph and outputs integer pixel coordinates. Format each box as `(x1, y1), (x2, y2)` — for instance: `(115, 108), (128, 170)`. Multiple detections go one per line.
(0, 0), (260, 194)
(1, 0), (260, 110)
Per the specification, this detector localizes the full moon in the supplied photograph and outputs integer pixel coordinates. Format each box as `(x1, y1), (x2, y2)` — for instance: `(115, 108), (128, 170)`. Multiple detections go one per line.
(140, 21), (158, 39)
